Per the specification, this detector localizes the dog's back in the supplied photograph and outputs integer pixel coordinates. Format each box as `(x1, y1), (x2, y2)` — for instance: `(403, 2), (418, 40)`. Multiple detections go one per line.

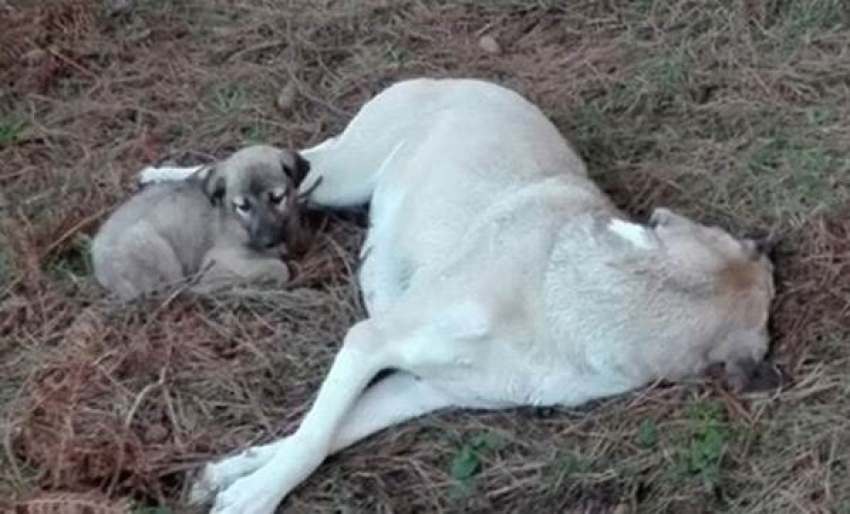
(92, 181), (215, 300)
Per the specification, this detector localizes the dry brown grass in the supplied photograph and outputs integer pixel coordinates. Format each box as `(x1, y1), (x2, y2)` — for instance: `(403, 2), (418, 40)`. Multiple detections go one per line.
(1, 0), (849, 512)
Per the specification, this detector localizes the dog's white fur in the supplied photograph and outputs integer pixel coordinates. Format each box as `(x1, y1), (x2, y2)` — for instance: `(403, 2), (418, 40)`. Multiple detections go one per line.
(141, 79), (775, 513)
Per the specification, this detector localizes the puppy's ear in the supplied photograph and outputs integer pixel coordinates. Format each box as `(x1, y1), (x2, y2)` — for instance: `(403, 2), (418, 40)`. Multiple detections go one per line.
(197, 164), (226, 205)
(283, 152), (311, 187)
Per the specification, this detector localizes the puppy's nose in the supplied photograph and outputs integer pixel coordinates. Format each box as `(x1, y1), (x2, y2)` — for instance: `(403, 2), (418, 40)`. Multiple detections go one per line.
(260, 235), (279, 249)
(249, 229), (280, 251)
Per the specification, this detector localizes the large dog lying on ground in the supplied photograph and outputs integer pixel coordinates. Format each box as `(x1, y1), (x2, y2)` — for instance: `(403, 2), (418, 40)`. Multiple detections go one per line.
(141, 78), (777, 513)
(93, 145), (308, 300)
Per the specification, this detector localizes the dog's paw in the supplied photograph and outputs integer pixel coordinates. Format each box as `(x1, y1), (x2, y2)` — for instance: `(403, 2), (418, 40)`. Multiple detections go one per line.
(137, 166), (161, 187)
(188, 464), (219, 505)
(189, 454), (260, 504)
(211, 469), (283, 514)
(137, 164), (200, 186)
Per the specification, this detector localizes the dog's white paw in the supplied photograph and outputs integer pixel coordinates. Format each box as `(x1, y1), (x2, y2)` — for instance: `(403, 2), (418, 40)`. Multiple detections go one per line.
(137, 164), (202, 186)
(189, 464), (219, 505)
(137, 166), (163, 186)
(190, 450), (270, 505)
(211, 469), (284, 514)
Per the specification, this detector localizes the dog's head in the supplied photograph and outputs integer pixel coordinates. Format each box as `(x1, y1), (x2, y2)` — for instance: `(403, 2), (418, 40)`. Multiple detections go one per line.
(644, 207), (779, 390)
(199, 145), (310, 252)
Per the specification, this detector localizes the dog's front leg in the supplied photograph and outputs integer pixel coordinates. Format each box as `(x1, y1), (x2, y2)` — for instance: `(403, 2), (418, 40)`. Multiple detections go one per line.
(209, 320), (392, 514)
(191, 371), (457, 505)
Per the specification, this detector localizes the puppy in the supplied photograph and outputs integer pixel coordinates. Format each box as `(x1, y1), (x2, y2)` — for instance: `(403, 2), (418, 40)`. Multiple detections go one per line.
(92, 145), (309, 300)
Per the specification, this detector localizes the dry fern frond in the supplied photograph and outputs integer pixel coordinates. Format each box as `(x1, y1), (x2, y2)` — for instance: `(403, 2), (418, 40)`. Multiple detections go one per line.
(14, 492), (131, 514)
(0, 0), (95, 70)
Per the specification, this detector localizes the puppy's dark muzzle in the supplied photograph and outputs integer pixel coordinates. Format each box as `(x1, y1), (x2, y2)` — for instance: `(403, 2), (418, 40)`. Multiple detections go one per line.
(248, 215), (286, 251)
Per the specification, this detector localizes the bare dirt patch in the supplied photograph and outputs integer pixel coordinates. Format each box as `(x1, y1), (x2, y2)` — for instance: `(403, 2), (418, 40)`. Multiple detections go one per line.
(2, 0), (849, 512)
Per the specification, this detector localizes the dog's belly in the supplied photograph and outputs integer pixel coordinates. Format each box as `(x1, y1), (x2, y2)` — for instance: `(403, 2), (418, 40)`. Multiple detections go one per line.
(425, 350), (638, 409)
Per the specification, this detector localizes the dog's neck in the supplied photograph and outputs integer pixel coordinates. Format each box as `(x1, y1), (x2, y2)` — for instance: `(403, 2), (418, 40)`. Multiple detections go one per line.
(547, 213), (732, 316)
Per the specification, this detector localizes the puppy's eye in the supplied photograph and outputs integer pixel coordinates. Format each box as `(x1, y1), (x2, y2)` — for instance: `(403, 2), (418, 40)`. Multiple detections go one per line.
(234, 198), (251, 213)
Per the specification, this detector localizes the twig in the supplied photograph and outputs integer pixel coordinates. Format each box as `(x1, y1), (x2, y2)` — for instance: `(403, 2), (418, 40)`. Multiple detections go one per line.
(39, 207), (109, 259)
(46, 47), (98, 79)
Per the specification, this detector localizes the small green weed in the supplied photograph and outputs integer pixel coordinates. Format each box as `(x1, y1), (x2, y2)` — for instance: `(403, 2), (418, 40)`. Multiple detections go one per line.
(636, 418), (660, 449)
(0, 248), (13, 284)
(133, 504), (172, 514)
(46, 233), (94, 293)
(669, 397), (734, 492)
(386, 44), (410, 65)
(57, 78), (88, 100)
(240, 124), (269, 144)
(805, 106), (835, 127)
(211, 86), (248, 113)
(449, 431), (507, 494)
(0, 118), (27, 149)
(555, 452), (588, 479)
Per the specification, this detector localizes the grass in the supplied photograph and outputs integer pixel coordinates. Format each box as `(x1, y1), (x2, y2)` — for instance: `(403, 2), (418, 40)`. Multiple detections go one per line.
(0, 118), (26, 149)
(1, 0), (849, 512)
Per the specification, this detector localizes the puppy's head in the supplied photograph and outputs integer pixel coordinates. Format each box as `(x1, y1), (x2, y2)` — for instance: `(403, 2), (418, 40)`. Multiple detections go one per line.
(645, 207), (779, 390)
(200, 145), (311, 252)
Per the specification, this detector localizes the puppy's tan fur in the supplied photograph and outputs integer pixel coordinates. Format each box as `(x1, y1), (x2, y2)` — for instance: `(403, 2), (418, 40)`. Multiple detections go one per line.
(92, 145), (308, 300)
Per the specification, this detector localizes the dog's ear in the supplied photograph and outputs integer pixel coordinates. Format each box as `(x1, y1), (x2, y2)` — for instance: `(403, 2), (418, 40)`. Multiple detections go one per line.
(197, 164), (226, 205)
(283, 152), (310, 187)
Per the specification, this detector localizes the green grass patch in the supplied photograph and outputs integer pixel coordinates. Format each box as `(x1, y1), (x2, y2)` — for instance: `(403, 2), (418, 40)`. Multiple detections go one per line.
(636, 418), (660, 449)
(210, 86), (250, 113)
(749, 136), (844, 209)
(0, 247), (13, 285)
(0, 118), (27, 149)
(448, 430), (507, 498)
(239, 124), (271, 144)
(666, 397), (741, 493)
